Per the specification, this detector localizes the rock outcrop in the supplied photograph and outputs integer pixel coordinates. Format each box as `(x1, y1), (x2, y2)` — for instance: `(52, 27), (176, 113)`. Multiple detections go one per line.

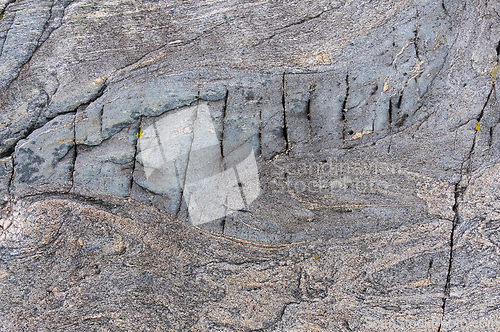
(1, 0), (500, 330)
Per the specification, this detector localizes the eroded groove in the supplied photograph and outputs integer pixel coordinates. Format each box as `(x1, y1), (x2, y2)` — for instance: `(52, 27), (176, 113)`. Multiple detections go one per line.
(341, 74), (350, 140)
(281, 72), (289, 153)
(221, 88), (228, 159)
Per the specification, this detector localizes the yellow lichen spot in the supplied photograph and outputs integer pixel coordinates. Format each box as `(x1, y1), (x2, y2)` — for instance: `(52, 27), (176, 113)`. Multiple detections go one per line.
(382, 82), (389, 95)
(491, 64), (498, 82)
(136, 127), (142, 139)
(347, 130), (372, 141)
(314, 256), (318, 260)
(475, 122), (480, 131)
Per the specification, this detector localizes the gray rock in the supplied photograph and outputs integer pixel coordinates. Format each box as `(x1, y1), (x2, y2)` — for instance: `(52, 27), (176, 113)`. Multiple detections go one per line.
(75, 97), (104, 146)
(0, 0), (74, 89)
(0, 67), (58, 157)
(0, 156), (12, 203)
(0, 0), (500, 330)
(73, 121), (139, 198)
(11, 113), (74, 196)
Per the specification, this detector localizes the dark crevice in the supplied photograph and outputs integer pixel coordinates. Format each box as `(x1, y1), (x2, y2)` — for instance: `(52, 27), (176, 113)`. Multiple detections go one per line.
(37, 0), (56, 47)
(489, 126), (494, 148)
(438, 181), (463, 332)
(467, 87), (494, 172)
(258, 106), (262, 156)
(69, 113), (78, 194)
(3, 156), (14, 210)
(233, 166), (248, 209)
(387, 99), (393, 153)
(388, 99), (393, 128)
(221, 215), (226, 235)
(281, 72), (289, 153)
(442, 0), (450, 17)
(98, 104), (104, 141)
(427, 258), (434, 279)
(305, 96), (312, 141)
(254, 8), (335, 46)
(0, 147), (15, 160)
(176, 96), (200, 219)
(396, 93), (403, 110)
(221, 88), (228, 158)
(413, 27), (421, 61)
(438, 87), (493, 331)
(341, 74), (350, 140)
(129, 116), (142, 196)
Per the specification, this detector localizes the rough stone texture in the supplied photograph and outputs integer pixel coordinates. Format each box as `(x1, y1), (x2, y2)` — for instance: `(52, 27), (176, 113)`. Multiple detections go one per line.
(11, 112), (75, 197)
(0, 0), (500, 330)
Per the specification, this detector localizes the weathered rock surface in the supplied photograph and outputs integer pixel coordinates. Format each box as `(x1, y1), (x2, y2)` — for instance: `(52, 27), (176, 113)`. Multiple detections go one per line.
(1, 0), (500, 330)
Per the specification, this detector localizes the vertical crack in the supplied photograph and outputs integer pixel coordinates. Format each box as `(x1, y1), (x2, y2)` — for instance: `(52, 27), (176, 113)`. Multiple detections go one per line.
(306, 96), (312, 142)
(6, 157), (14, 198)
(178, 95), (200, 219)
(70, 113), (78, 193)
(438, 87), (494, 331)
(259, 101), (263, 157)
(221, 215), (226, 235)
(37, 0), (55, 47)
(427, 258), (434, 280)
(442, 0), (450, 17)
(489, 126), (494, 148)
(396, 93), (403, 110)
(221, 88), (228, 159)
(130, 116), (142, 196)
(341, 74), (350, 140)
(387, 98), (393, 153)
(438, 181), (463, 332)
(233, 167), (248, 209)
(282, 71), (289, 153)
(413, 26), (421, 62)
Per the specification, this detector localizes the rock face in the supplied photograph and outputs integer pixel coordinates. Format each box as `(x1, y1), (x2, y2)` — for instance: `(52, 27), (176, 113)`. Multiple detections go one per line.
(1, 0), (500, 330)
